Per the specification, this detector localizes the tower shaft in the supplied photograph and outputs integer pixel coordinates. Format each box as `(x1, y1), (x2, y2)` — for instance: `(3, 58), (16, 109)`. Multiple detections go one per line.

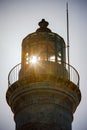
(7, 77), (80, 130)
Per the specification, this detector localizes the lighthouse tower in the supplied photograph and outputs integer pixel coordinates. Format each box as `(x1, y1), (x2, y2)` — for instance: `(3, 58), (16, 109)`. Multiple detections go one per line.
(6, 19), (81, 130)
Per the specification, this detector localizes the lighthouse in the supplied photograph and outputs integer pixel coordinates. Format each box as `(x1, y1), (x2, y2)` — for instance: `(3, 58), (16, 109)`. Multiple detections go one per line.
(6, 19), (81, 130)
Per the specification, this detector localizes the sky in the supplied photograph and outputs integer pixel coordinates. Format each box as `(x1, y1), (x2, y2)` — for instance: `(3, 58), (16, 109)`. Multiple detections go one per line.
(0, 0), (87, 130)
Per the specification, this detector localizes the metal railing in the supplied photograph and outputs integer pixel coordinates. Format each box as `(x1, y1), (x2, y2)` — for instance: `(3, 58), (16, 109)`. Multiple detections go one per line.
(8, 63), (21, 87)
(8, 61), (80, 87)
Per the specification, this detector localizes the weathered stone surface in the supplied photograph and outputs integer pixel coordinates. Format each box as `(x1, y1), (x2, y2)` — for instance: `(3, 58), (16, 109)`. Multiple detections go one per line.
(6, 78), (81, 130)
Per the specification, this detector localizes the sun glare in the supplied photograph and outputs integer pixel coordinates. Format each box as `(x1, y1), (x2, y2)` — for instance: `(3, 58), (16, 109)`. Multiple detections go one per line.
(29, 56), (38, 64)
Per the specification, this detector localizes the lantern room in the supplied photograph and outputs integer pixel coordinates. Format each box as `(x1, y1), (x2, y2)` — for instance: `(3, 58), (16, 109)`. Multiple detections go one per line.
(19, 19), (67, 80)
(22, 19), (66, 67)
(20, 19), (66, 77)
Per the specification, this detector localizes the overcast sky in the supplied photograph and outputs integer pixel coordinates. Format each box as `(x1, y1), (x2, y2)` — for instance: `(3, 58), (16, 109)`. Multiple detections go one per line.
(0, 0), (87, 130)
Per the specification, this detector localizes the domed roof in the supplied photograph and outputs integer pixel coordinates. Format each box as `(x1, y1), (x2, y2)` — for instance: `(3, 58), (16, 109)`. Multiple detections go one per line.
(23, 19), (63, 43)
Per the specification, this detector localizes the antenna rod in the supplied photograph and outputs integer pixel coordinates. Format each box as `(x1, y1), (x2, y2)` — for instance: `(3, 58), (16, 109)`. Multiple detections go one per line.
(66, 2), (70, 74)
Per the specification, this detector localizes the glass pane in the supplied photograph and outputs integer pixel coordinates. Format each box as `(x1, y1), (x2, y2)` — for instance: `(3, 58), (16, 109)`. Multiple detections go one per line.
(49, 55), (55, 62)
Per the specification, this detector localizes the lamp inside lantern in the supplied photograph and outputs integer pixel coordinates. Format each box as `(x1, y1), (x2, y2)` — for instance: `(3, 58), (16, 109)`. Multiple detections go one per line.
(30, 55), (39, 64)
(26, 53), (40, 65)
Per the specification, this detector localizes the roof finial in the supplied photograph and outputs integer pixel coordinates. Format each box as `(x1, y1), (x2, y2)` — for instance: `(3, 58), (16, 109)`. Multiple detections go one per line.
(36, 19), (51, 32)
(39, 19), (49, 28)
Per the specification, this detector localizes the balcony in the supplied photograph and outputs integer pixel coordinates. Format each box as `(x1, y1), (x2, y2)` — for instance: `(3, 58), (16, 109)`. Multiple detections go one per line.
(8, 61), (80, 87)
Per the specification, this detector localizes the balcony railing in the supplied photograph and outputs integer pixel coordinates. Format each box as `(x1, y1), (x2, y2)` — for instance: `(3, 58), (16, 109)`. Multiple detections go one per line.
(8, 61), (80, 87)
